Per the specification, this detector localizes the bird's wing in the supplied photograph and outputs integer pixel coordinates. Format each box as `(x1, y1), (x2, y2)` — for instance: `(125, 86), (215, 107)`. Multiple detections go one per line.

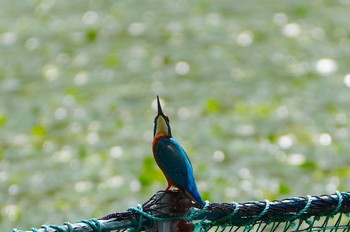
(154, 138), (194, 189)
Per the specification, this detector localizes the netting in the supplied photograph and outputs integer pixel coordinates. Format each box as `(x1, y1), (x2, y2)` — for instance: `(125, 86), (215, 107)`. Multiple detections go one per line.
(13, 191), (350, 232)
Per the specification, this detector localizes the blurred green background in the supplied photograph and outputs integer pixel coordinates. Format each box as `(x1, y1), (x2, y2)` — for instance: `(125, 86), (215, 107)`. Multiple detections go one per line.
(1, 0), (350, 230)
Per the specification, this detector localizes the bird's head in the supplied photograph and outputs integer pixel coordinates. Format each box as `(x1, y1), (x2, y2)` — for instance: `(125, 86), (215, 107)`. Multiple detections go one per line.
(154, 96), (172, 138)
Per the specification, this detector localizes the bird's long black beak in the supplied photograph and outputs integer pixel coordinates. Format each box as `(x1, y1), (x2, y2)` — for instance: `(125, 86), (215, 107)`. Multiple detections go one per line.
(154, 96), (171, 137)
(157, 96), (164, 116)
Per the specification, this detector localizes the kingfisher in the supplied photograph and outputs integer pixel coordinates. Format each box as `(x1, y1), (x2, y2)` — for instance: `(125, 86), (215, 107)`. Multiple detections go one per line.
(152, 96), (204, 206)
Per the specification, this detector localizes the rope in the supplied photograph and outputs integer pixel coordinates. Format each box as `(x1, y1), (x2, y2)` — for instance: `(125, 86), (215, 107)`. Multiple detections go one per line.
(249, 199), (270, 223)
(77, 219), (102, 232)
(63, 222), (73, 231)
(12, 191), (350, 232)
(333, 191), (343, 215)
(288, 195), (312, 221)
(128, 204), (166, 222)
(127, 204), (144, 231)
(12, 218), (102, 232)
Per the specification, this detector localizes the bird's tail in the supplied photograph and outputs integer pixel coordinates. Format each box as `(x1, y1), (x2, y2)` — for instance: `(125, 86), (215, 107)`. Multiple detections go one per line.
(186, 186), (205, 207)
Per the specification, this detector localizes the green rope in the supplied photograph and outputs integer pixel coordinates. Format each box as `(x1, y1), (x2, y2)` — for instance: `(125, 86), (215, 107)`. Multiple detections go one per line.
(288, 195), (312, 221)
(40, 224), (68, 232)
(333, 191), (343, 215)
(128, 204), (165, 222)
(220, 201), (240, 223)
(190, 201), (213, 231)
(63, 222), (73, 232)
(127, 200), (211, 223)
(40, 225), (51, 232)
(249, 200), (270, 223)
(78, 219), (102, 232)
(183, 200), (211, 221)
(127, 200), (213, 231)
(197, 201), (240, 230)
(132, 204), (144, 232)
(13, 219), (101, 232)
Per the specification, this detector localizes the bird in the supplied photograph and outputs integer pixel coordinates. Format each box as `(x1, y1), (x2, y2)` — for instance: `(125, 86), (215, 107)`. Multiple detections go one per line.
(152, 96), (204, 206)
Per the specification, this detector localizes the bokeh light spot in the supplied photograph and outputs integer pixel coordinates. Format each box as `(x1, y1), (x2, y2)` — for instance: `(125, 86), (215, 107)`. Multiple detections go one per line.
(52, 148), (73, 163)
(12, 134), (29, 147)
(236, 124), (255, 136)
(130, 180), (141, 192)
(282, 23), (301, 38)
(8, 185), (20, 196)
(42, 65), (59, 81)
(106, 176), (124, 188)
(287, 153), (305, 165)
(0, 171), (8, 182)
(175, 61), (190, 75)
(4, 204), (19, 222)
(237, 31), (253, 47)
(344, 74), (350, 87)
(319, 133), (332, 146)
(74, 72), (89, 86)
(212, 150), (225, 162)
(82, 11), (98, 25)
(273, 13), (288, 26)
(238, 168), (251, 179)
(86, 132), (99, 144)
(110, 146), (124, 159)
(55, 107), (68, 120)
(75, 181), (93, 193)
(0, 32), (17, 46)
(278, 134), (295, 149)
(315, 58), (337, 76)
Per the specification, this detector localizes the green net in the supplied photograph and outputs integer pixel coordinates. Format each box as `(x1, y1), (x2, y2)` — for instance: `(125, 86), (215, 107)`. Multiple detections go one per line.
(13, 191), (350, 232)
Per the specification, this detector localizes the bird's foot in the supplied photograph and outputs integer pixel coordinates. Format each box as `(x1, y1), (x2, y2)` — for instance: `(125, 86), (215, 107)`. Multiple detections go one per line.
(164, 184), (172, 192)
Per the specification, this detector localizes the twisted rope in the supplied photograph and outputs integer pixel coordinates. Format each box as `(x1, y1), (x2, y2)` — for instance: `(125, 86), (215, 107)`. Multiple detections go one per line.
(12, 191), (350, 232)
(13, 219), (101, 232)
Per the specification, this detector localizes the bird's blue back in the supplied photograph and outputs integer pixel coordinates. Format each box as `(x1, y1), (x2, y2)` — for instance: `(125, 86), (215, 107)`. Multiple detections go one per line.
(154, 137), (204, 205)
